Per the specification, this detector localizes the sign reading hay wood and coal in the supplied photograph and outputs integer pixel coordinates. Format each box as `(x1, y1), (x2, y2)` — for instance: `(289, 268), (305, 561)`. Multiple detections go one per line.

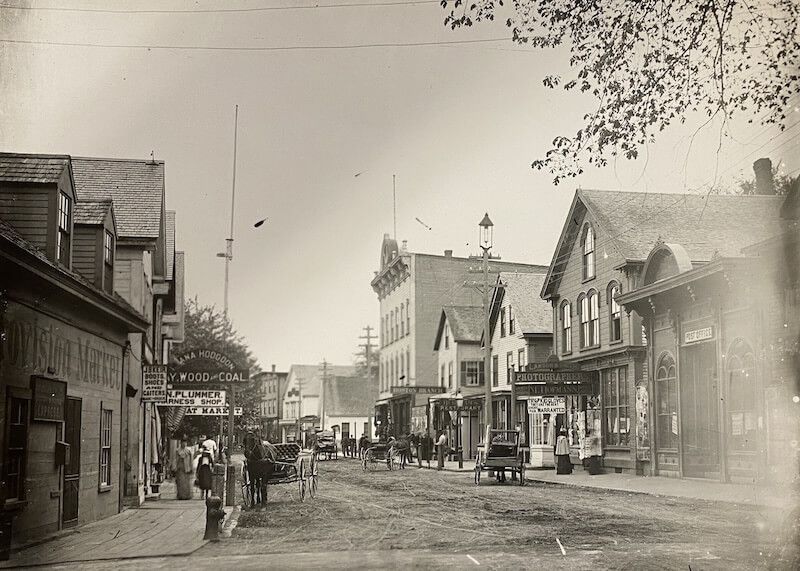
(165, 390), (226, 407)
(142, 365), (168, 402)
(184, 406), (242, 416)
(169, 348), (250, 386)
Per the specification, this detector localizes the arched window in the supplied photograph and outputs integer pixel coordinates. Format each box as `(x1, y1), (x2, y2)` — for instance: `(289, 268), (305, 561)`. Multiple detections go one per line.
(655, 352), (677, 449)
(608, 282), (622, 342)
(580, 291), (599, 348)
(582, 224), (596, 280)
(560, 301), (572, 354)
(727, 338), (757, 451)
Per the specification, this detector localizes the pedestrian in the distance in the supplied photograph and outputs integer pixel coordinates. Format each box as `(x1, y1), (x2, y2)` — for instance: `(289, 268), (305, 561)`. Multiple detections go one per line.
(175, 438), (194, 500)
(358, 434), (370, 460)
(436, 430), (448, 470)
(409, 432), (418, 462)
(555, 427), (573, 474)
(195, 439), (215, 499)
(420, 432), (433, 468)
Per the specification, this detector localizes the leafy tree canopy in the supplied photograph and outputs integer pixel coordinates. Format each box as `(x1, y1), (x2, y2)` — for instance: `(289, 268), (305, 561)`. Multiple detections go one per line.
(440, 0), (800, 184)
(173, 298), (261, 439)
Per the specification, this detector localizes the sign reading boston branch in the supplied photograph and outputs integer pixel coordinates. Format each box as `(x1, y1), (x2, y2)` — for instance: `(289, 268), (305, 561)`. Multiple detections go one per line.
(142, 365), (168, 402)
(165, 389), (226, 407)
(390, 386), (447, 395)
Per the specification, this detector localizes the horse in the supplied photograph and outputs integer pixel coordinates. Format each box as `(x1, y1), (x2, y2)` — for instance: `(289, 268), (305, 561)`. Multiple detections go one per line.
(243, 432), (277, 507)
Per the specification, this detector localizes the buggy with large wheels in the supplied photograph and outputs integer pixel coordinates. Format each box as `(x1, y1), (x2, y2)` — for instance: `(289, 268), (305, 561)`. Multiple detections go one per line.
(361, 441), (400, 471)
(314, 430), (338, 460)
(241, 440), (319, 508)
(474, 428), (525, 486)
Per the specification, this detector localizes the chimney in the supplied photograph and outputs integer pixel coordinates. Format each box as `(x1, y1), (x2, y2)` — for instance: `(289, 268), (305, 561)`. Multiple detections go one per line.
(271, 364), (276, 373)
(444, 249), (453, 257)
(753, 158), (775, 195)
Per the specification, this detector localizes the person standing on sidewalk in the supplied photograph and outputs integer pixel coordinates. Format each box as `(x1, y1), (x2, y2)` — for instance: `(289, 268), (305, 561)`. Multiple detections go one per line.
(555, 428), (573, 474)
(420, 432), (433, 468)
(436, 430), (448, 470)
(175, 438), (194, 500)
(195, 439), (215, 500)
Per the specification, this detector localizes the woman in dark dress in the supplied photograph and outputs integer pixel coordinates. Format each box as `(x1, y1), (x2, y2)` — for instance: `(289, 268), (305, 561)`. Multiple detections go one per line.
(196, 444), (214, 498)
(555, 428), (573, 474)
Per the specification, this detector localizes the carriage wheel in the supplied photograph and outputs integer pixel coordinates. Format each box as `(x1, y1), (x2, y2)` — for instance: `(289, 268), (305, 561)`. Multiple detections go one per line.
(241, 481), (253, 508)
(518, 465), (526, 486)
(298, 458), (307, 501)
(362, 453), (368, 471)
(474, 466), (481, 485)
(308, 453), (319, 499)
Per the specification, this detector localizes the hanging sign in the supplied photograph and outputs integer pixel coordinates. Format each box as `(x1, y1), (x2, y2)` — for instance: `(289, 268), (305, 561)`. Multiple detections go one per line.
(527, 396), (566, 414)
(167, 369), (249, 384)
(142, 365), (168, 402)
(165, 389), (226, 407)
(31, 377), (66, 422)
(184, 406), (242, 416)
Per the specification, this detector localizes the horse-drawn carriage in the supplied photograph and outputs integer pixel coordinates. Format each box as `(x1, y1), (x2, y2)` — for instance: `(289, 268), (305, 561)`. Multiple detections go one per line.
(361, 440), (400, 471)
(474, 428), (525, 485)
(314, 430), (338, 460)
(242, 436), (319, 508)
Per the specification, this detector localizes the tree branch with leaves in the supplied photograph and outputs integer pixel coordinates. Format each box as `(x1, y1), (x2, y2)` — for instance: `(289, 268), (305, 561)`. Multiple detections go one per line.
(440, 0), (800, 184)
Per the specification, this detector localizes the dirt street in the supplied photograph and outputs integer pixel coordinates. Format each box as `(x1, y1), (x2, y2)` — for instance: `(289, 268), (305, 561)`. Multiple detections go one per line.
(201, 458), (797, 570)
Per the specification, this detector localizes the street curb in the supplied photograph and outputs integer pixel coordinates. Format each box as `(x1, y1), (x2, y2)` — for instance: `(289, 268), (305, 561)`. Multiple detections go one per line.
(221, 505), (241, 538)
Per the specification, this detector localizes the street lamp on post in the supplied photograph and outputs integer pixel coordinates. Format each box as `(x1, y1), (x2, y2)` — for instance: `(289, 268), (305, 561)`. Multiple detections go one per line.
(479, 214), (494, 442)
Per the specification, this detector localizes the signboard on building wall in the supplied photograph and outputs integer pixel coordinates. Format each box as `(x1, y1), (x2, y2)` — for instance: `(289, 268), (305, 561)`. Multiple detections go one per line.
(167, 369), (249, 384)
(527, 396), (566, 414)
(684, 326), (714, 344)
(516, 383), (595, 396)
(411, 405), (428, 434)
(513, 370), (596, 383)
(31, 377), (66, 422)
(184, 406), (242, 416)
(142, 365), (168, 402)
(390, 386), (446, 395)
(165, 389), (226, 407)
(635, 383), (650, 461)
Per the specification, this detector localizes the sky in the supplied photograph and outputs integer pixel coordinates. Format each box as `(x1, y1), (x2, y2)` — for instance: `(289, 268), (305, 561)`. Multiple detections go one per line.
(2, 1), (798, 372)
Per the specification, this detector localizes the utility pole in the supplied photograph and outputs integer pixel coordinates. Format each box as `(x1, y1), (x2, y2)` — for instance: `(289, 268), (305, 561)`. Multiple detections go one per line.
(359, 325), (376, 385)
(320, 359), (330, 431)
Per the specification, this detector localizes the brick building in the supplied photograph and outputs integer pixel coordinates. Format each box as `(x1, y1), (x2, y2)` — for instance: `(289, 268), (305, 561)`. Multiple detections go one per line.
(371, 234), (547, 437)
(254, 365), (288, 442)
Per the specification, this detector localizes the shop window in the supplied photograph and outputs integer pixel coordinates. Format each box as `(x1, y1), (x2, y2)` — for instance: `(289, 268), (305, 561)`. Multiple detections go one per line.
(608, 282), (621, 342)
(506, 352), (514, 384)
(57, 191), (72, 266)
(4, 395), (29, 503)
(582, 224), (595, 280)
(727, 338), (757, 451)
(656, 353), (678, 449)
(500, 307), (506, 337)
(603, 366), (630, 446)
(99, 408), (112, 488)
(492, 355), (499, 387)
(509, 306), (515, 335)
(460, 360), (485, 386)
(561, 301), (572, 353)
(530, 413), (548, 445)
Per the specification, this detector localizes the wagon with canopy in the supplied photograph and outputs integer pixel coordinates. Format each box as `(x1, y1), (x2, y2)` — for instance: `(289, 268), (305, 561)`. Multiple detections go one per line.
(473, 428), (525, 485)
(314, 429), (338, 460)
(241, 436), (319, 508)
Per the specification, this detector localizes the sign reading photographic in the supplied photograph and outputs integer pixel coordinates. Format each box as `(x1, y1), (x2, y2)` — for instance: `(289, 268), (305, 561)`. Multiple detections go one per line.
(165, 389), (226, 407)
(527, 396), (566, 414)
(684, 326), (714, 344)
(184, 406), (242, 416)
(142, 365), (168, 402)
(31, 377), (67, 422)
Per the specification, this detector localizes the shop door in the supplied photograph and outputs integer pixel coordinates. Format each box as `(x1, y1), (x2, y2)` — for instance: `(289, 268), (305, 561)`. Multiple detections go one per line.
(680, 344), (720, 478)
(62, 397), (82, 527)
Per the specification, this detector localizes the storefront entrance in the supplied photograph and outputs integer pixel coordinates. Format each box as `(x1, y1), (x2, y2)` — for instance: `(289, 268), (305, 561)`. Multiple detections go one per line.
(62, 397), (82, 527)
(679, 343), (720, 478)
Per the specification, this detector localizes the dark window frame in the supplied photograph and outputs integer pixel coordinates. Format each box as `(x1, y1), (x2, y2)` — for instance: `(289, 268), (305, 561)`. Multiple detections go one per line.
(561, 301), (572, 354)
(603, 366), (630, 447)
(57, 191), (72, 266)
(4, 392), (30, 504)
(582, 224), (595, 281)
(608, 282), (622, 343)
(99, 406), (113, 490)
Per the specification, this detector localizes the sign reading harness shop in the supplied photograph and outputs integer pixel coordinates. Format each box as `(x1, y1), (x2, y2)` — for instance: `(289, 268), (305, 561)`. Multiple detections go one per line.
(165, 389), (226, 407)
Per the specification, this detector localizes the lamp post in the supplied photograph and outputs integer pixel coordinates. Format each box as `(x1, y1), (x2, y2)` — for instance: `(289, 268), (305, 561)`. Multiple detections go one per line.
(479, 213), (494, 440)
(455, 390), (464, 468)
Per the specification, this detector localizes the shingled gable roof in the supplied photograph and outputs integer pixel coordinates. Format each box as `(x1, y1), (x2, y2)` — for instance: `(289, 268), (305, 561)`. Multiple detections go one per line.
(70, 157), (164, 240)
(74, 199), (114, 226)
(323, 375), (377, 417)
(0, 153), (71, 184)
(287, 364), (358, 397)
(490, 272), (552, 337)
(541, 188), (784, 299)
(434, 306), (484, 350)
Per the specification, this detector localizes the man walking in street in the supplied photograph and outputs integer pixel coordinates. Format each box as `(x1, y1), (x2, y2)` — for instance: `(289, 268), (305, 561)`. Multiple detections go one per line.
(436, 430), (448, 470)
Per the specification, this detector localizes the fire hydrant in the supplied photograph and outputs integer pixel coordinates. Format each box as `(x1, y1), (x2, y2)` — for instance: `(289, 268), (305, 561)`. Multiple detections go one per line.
(204, 496), (226, 541)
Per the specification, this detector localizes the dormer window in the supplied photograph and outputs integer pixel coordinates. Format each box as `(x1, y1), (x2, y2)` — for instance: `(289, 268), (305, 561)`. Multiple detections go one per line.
(582, 224), (595, 280)
(500, 307), (506, 337)
(104, 230), (114, 265)
(57, 191), (71, 266)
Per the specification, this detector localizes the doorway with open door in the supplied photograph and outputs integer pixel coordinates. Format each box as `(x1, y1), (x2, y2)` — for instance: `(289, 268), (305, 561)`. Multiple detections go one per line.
(679, 342), (720, 479)
(62, 397), (82, 527)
